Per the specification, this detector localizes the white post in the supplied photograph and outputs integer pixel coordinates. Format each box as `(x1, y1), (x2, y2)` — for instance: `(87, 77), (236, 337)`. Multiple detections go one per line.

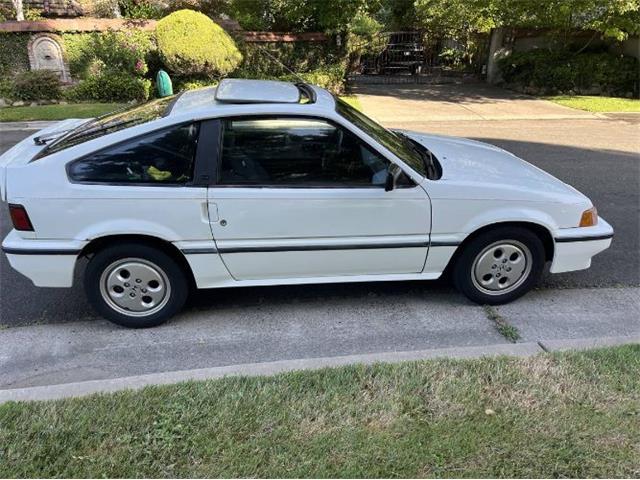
(486, 27), (512, 84)
(12, 0), (25, 21)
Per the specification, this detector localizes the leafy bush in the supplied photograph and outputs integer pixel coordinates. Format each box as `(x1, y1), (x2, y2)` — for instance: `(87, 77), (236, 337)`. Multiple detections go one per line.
(499, 50), (639, 96)
(119, 0), (165, 19)
(66, 73), (151, 102)
(62, 30), (154, 80)
(236, 41), (342, 79)
(11, 70), (62, 101)
(282, 63), (347, 94)
(155, 9), (242, 78)
(62, 30), (154, 102)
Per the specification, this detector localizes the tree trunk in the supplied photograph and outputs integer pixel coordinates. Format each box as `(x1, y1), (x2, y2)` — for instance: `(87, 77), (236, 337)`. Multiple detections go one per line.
(12, 0), (24, 21)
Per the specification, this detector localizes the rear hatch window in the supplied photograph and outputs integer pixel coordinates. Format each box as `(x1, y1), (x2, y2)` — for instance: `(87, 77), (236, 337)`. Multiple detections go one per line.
(33, 95), (177, 160)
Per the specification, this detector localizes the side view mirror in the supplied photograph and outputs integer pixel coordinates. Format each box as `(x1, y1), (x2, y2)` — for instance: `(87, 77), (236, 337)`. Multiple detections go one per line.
(385, 171), (395, 192)
(385, 164), (402, 192)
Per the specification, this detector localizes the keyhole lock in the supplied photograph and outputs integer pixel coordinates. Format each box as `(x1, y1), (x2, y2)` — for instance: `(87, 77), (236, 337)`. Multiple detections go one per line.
(220, 219), (227, 227)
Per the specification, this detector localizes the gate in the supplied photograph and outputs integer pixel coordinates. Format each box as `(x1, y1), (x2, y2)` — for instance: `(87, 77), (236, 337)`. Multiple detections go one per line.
(350, 30), (488, 84)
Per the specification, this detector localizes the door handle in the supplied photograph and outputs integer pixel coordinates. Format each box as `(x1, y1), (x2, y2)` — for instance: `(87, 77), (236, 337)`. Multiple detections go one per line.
(207, 202), (219, 222)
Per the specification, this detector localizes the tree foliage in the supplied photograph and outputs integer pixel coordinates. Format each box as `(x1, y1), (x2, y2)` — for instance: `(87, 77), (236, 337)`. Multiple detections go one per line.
(413, 0), (640, 40)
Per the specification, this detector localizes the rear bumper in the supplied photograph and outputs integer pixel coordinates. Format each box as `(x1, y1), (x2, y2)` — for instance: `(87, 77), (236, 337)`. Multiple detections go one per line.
(550, 217), (614, 273)
(1, 230), (85, 287)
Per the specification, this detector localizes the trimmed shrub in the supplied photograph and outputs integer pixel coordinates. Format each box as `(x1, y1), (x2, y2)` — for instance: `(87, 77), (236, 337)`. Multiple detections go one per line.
(66, 73), (151, 102)
(155, 9), (242, 78)
(499, 50), (639, 97)
(11, 70), (62, 101)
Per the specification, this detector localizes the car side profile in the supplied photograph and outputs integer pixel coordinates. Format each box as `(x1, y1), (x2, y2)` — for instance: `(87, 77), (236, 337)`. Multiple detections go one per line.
(1, 79), (613, 328)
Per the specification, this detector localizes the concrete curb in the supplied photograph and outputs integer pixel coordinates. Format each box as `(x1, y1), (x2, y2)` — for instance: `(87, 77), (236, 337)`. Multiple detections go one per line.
(540, 334), (640, 352)
(0, 120), (57, 131)
(0, 342), (543, 404)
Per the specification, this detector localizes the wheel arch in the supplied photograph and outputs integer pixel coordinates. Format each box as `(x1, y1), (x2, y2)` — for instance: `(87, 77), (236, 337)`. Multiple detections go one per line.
(444, 221), (554, 274)
(79, 234), (196, 287)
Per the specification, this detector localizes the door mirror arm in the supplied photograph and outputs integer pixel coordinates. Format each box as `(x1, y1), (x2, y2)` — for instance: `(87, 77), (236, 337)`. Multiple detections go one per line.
(385, 164), (402, 192)
(385, 171), (395, 192)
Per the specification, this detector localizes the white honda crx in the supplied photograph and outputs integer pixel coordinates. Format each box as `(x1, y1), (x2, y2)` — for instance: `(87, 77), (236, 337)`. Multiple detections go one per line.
(1, 79), (613, 328)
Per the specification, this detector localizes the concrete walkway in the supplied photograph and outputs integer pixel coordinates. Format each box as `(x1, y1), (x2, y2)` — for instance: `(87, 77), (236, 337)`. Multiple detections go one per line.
(353, 83), (598, 122)
(1, 286), (637, 402)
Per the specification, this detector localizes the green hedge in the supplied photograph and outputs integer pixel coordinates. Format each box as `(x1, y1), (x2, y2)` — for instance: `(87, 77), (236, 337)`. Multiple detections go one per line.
(65, 73), (152, 102)
(499, 50), (639, 97)
(11, 70), (62, 101)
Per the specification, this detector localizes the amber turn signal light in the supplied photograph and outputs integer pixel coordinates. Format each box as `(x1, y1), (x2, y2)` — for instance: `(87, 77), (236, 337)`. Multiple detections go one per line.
(579, 206), (598, 227)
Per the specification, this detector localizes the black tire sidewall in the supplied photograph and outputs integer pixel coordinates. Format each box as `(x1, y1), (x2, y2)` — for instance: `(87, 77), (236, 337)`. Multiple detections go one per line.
(84, 243), (188, 328)
(453, 227), (545, 305)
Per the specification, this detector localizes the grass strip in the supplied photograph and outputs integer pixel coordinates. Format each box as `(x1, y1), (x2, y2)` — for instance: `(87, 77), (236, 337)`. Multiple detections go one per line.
(0, 103), (125, 122)
(546, 95), (640, 112)
(1, 345), (638, 477)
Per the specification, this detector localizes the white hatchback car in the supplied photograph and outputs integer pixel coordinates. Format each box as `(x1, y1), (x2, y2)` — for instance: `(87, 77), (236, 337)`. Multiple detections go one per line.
(1, 79), (613, 328)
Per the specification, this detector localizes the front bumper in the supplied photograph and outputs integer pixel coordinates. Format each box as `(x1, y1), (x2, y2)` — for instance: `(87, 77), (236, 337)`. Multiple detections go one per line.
(550, 217), (614, 273)
(1, 230), (86, 287)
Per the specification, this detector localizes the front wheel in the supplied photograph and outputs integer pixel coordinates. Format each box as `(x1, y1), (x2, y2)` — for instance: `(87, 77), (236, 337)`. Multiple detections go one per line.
(84, 243), (189, 328)
(453, 227), (545, 305)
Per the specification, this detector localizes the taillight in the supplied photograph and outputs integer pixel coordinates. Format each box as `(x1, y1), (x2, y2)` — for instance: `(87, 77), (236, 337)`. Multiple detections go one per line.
(8, 204), (34, 231)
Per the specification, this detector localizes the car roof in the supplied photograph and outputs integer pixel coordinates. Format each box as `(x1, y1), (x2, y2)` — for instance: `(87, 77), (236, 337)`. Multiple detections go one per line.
(169, 79), (336, 117)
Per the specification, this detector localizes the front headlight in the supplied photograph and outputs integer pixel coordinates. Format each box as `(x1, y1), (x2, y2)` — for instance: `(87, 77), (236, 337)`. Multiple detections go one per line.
(579, 206), (598, 227)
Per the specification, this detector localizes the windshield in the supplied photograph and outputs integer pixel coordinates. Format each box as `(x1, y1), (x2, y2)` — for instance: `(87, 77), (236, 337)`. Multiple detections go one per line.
(35, 95), (177, 159)
(335, 97), (427, 177)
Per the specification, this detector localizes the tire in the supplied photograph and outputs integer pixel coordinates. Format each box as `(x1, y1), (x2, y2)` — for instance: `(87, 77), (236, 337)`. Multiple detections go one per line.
(453, 226), (545, 305)
(84, 243), (189, 328)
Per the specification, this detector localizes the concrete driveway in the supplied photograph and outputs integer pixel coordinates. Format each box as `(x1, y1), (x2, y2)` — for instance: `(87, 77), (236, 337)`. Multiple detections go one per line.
(353, 83), (598, 122)
(1, 84), (638, 399)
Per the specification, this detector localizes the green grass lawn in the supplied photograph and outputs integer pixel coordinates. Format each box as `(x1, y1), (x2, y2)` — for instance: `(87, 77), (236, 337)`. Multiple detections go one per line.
(1, 345), (638, 478)
(547, 95), (640, 112)
(0, 103), (125, 122)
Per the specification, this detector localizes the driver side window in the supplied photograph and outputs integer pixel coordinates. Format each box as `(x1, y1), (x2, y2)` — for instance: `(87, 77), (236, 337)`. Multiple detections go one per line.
(219, 117), (394, 187)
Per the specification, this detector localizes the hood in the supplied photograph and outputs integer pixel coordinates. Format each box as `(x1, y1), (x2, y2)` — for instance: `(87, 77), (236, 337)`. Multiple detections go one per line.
(401, 130), (588, 202)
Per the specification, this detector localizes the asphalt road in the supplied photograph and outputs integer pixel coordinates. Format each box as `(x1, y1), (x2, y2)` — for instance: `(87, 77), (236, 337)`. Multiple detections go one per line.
(1, 115), (639, 327)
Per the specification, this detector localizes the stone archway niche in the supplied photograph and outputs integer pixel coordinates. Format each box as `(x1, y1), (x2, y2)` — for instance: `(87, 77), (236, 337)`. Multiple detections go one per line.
(27, 34), (70, 82)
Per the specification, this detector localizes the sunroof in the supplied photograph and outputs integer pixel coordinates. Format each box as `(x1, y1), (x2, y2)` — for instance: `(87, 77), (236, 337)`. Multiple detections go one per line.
(215, 79), (301, 104)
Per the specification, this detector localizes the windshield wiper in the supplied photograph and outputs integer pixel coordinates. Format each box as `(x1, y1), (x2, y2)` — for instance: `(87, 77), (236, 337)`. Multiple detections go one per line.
(33, 128), (77, 145)
(60, 118), (140, 144)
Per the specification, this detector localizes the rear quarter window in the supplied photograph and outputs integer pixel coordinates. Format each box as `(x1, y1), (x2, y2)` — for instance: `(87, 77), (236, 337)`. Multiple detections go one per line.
(35, 96), (177, 160)
(67, 123), (199, 185)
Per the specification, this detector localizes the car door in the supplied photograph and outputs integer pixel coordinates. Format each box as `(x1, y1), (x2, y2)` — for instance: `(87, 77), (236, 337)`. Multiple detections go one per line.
(207, 116), (431, 280)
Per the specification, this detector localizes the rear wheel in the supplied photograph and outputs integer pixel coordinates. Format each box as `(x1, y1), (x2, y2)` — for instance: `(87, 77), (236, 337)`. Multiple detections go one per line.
(84, 243), (188, 328)
(453, 227), (545, 305)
